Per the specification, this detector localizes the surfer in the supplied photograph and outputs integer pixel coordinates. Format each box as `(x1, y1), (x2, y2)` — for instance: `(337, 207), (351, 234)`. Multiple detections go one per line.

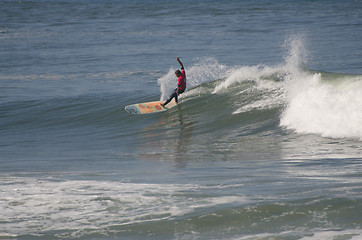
(161, 57), (186, 107)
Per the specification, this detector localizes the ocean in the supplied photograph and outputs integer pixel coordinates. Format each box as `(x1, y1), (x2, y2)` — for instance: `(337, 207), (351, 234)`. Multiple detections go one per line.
(1, 0), (362, 239)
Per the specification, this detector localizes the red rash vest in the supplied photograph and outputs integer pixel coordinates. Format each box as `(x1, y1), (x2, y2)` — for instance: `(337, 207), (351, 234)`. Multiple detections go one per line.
(177, 69), (186, 90)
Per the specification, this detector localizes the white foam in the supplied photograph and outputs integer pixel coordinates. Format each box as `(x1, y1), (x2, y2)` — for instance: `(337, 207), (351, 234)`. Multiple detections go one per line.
(0, 176), (248, 238)
(277, 35), (362, 140)
(233, 229), (362, 240)
(280, 74), (362, 140)
(299, 229), (362, 240)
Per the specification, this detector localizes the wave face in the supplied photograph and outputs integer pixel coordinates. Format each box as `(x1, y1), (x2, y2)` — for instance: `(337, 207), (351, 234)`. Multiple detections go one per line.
(2, 38), (361, 152)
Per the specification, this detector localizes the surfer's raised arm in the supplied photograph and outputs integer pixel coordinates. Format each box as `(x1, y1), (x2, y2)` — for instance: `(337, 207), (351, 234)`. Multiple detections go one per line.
(177, 57), (184, 69)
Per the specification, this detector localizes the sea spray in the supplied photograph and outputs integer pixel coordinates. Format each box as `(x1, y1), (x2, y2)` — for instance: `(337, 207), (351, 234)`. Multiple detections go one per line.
(158, 57), (230, 101)
(213, 65), (264, 94)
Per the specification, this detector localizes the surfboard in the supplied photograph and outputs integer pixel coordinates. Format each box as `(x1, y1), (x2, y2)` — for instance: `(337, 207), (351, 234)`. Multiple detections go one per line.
(124, 100), (178, 114)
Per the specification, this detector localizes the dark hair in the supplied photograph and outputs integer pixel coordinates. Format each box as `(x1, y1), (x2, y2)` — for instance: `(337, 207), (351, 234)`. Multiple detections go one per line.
(175, 70), (181, 76)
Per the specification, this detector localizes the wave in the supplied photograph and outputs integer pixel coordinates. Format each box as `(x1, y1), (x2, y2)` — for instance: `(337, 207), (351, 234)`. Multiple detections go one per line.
(0, 93), (136, 134)
(161, 35), (362, 141)
(2, 37), (361, 142)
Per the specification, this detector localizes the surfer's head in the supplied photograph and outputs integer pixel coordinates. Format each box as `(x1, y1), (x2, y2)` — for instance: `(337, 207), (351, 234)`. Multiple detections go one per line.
(175, 70), (182, 77)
